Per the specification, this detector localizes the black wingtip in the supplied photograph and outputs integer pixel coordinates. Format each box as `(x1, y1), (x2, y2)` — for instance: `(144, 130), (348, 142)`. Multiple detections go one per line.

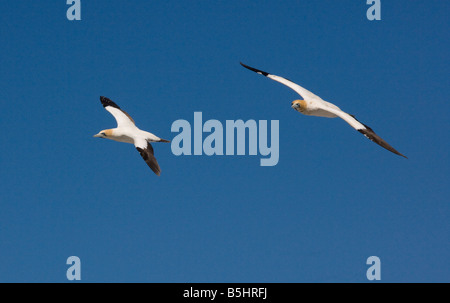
(358, 128), (407, 159)
(100, 96), (120, 109)
(240, 62), (269, 77)
(136, 146), (161, 176)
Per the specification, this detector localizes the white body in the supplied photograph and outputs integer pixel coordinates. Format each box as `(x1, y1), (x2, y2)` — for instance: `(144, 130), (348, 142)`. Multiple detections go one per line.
(267, 73), (364, 129)
(96, 103), (164, 148)
(94, 96), (169, 175)
(241, 63), (406, 158)
(107, 126), (161, 145)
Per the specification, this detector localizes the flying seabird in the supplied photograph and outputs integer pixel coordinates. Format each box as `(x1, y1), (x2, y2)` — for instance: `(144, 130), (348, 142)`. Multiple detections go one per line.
(241, 63), (407, 158)
(94, 96), (170, 175)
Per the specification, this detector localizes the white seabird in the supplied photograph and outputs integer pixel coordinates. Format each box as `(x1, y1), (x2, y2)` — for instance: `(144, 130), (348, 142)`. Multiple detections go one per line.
(94, 96), (170, 175)
(241, 63), (407, 158)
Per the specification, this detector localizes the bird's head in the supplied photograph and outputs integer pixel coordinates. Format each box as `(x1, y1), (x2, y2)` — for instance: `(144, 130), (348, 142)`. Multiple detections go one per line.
(291, 100), (307, 112)
(93, 129), (112, 138)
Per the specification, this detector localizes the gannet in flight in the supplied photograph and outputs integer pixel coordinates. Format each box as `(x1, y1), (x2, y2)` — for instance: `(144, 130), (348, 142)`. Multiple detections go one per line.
(241, 63), (407, 158)
(94, 96), (170, 175)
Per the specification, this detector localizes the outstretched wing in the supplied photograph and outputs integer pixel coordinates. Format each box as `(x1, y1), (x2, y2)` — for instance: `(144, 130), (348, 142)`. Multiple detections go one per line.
(240, 62), (323, 101)
(241, 63), (406, 158)
(100, 96), (136, 128)
(318, 106), (407, 158)
(134, 138), (162, 175)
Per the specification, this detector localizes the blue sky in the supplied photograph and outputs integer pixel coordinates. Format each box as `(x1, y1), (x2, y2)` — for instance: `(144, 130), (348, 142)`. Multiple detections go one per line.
(0, 1), (448, 282)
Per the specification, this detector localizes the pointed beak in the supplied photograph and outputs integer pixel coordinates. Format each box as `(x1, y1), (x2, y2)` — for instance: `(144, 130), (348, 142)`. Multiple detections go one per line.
(93, 134), (101, 138)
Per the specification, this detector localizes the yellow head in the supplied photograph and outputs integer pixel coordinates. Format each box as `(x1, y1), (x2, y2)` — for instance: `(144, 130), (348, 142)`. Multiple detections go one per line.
(291, 100), (307, 112)
(93, 129), (113, 138)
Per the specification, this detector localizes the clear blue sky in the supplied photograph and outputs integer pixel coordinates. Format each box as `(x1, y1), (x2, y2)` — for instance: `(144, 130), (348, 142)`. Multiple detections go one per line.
(0, 1), (448, 282)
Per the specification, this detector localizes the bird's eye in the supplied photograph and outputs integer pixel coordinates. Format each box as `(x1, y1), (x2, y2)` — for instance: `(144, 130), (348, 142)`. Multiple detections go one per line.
(101, 132), (106, 136)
